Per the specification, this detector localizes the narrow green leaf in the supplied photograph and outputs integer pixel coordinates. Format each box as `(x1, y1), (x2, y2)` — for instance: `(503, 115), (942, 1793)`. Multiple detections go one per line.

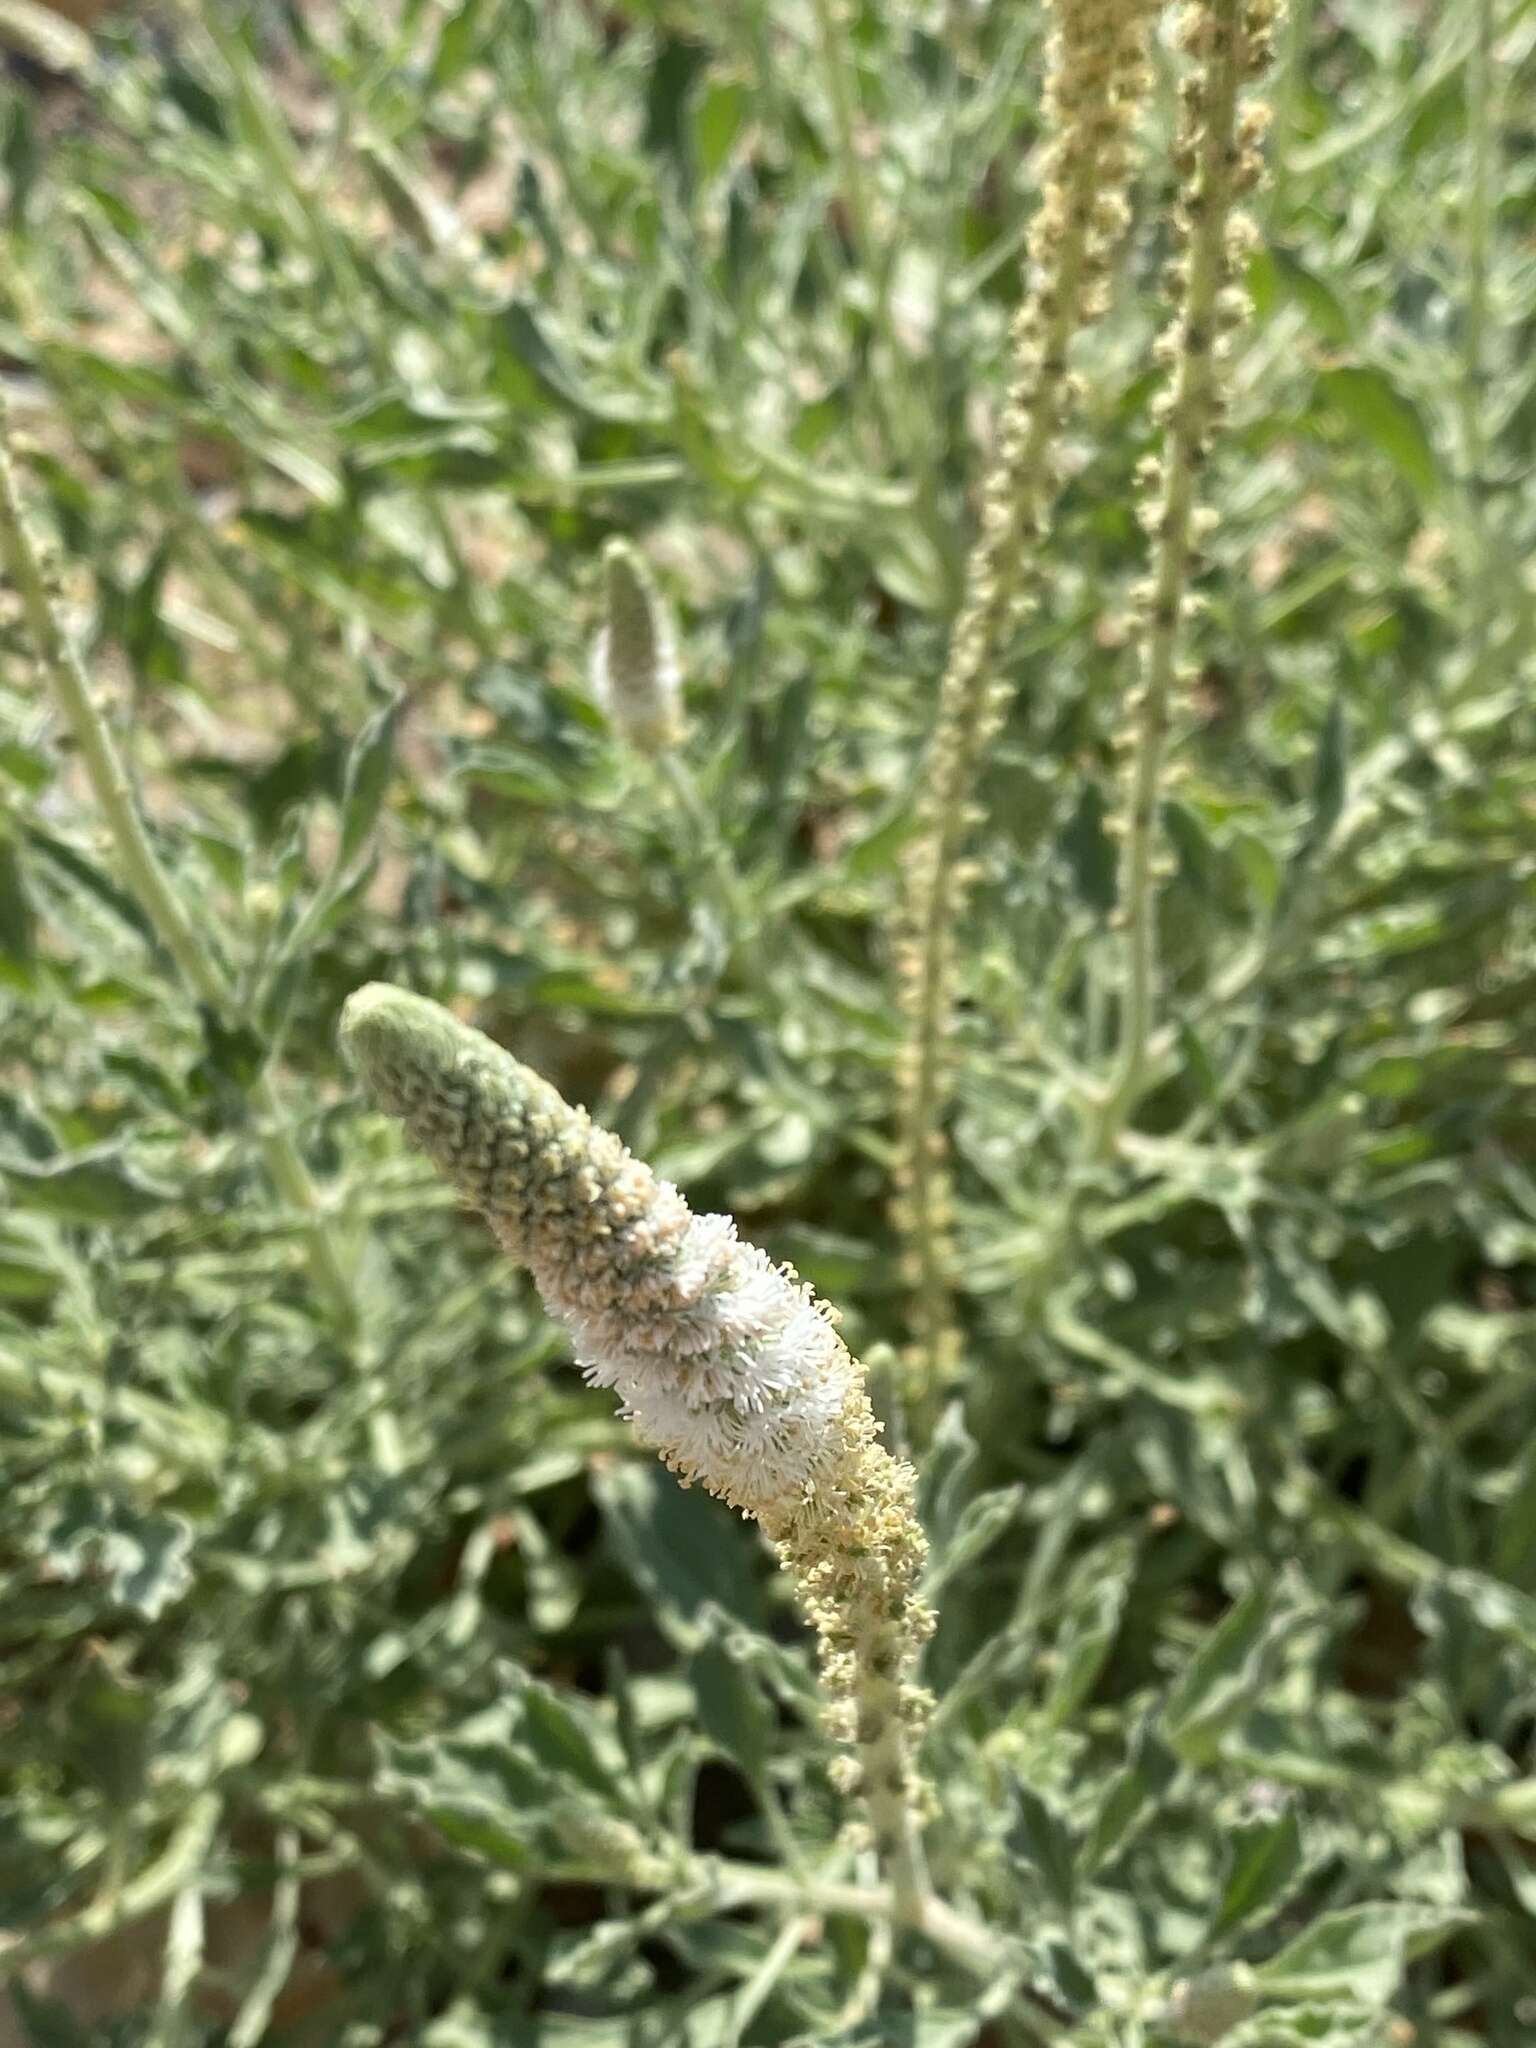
(917, 1400), (978, 1548)
(689, 1631), (775, 1783)
(594, 1463), (766, 1644)
(336, 691), (405, 875)
(3, 1148), (172, 1224)
(1315, 366), (1440, 498)
(1256, 1903), (1473, 2006)
(1212, 1806), (1305, 1937)
(1042, 1536), (1135, 1728)
(644, 35), (707, 175)
(924, 1484), (1023, 1597)
(25, 825), (158, 944)
(1288, 694), (1348, 887)
(1082, 1720), (1178, 1875)
(1006, 1784), (1077, 1916)
(694, 79), (749, 182)
(0, 836), (36, 962)
(515, 1679), (618, 1802)
(1161, 1579), (1303, 1767)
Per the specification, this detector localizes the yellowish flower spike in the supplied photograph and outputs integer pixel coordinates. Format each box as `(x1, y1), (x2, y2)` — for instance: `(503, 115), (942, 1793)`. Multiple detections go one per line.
(341, 984), (933, 1911)
(893, 0), (1159, 1417)
(1098, 0), (1280, 1152)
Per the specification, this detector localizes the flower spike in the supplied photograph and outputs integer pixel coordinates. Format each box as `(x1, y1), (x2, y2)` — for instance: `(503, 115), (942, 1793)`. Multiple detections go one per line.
(341, 984), (933, 1909)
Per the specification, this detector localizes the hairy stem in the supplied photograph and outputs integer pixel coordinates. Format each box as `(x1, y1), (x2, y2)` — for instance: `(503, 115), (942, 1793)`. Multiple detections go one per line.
(858, 1603), (929, 1922)
(766, 1426), (933, 1926)
(703, 1862), (1066, 2035)
(0, 394), (355, 1328)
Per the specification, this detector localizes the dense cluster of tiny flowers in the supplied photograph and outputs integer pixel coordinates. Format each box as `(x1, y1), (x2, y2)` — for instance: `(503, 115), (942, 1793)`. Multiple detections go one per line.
(892, 0), (1158, 1403)
(341, 985), (931, 1857)
(1104, 0), (1279, 1124)
(589, 538), (683, 753)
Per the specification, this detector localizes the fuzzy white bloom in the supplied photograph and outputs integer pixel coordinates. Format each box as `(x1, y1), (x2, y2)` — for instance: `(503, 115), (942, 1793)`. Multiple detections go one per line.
(553, 1225), (860, 1507)
(341, 984), (857, 1518)
(341, 983), (933, 1884)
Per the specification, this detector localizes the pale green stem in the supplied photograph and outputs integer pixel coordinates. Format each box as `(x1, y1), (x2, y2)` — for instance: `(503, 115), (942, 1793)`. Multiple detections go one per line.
(1095, 0), (1246, 1158)
(1273, 0), (1314, 181)
(655, 753), (768, 999)
(1460, 0), (1495, 691)
(826, 1906), (892, 2033)
(146, 1880), (206, 2048)
(713, 1862), (1061, 2037)
(226, 1826), (302, 2048)
(808, 0), (877, 274)
(858, 1627), (929, 1926)
(0, 397), (355, 1329)
(725, 1912), (815, 2048)
(709, 1860), (1018, 1978)
(0, 1797), (221, 1976)
(175, 0), (367, 328)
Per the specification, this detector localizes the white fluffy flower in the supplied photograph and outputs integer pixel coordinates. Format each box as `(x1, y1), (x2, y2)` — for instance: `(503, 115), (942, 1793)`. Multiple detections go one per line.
(341, 983), (933, 1865)
(342, 986), (857, 1516)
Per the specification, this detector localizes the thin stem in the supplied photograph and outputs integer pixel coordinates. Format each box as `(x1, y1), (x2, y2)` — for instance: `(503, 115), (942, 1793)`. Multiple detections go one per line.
(711, 1860), (1001, 1970)
(710, 1861), (1066, 2036)
(827, 1905), (892, 2033)
(0, 1797), (222, 1976)
(1459, 0), (1496, 691)
(175, 0), (369, 333)
(0, 450), (218, 1006)
(861, 1683), (929, 1926)
(808, 0), (877, 272)
(655, 753), (773, 1006)
(147, 1880), (206, 2048)
(0, 394), (356, 1329)
(1272, 0), (1314, 180)
(226, 1826), (303, 2048)
(724, 1911), (815, 2048)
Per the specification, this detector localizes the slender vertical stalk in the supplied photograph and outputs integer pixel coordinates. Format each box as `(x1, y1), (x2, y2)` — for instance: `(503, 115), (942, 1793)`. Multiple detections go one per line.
(0, 393), (355, 1329)
(893, 0), (1158, 1414)
(808, 0), (878, 274)
(1094, 0), (1279, 1156)
(1460, 0), (1496, 690)
(1272, 0), (1313, 180)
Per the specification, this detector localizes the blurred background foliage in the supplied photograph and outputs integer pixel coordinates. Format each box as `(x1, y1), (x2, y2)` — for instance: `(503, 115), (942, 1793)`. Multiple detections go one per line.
(1, 0), (1534, 2041)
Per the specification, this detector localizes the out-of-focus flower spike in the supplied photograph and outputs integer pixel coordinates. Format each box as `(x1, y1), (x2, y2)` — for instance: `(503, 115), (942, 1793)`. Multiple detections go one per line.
(590, 538), (684, 752)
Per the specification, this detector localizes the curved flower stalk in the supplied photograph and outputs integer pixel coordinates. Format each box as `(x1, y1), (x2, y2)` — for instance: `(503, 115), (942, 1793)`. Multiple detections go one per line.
(590, 538), (683, 753)
(0, 389), (355, 1331)
(893, 0), (1159, 1411)
(1096, 0), (1279, 1154)
(340, 984), (933, 1914)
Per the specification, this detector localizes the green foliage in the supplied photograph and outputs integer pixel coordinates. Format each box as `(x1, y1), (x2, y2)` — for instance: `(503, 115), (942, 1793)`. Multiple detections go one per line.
(1, 1), (1533, 2043)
